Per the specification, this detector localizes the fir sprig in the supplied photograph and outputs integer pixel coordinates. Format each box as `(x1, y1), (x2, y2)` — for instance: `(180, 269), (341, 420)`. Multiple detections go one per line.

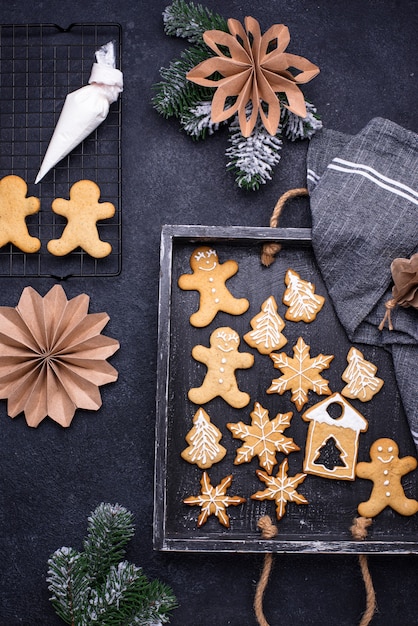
(47, 503), (177, 625)
(281, 101), (322, 141)
(152, 44), (214, 118)
(163, 0), (228, 43)
(180, 100), (224, 139)
(226, 111), (283, 191)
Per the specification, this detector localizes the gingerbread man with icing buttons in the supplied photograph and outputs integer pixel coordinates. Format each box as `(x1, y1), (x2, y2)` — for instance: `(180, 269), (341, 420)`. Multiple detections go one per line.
(356, 438), (418, 517)
(178, 246), (249, 327)
(188, 327), (254, 408)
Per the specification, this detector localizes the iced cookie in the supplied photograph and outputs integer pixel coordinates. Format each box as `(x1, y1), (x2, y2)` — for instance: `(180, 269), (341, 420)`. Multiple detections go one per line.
(188, 326), (254, 409)
(181, 407), (227, 469)
(47, 180), (115, 258)
(356, 438), (418, 517)
(267, 336), (334, 411)
(244, 296), (287, 354)
(282, 269), (325, 322)
(341, 347), (384, 402)
(251, 458), (308, 521)
(178, 246), (249, 327)
(0, 175), (40, 253)
(302, 393), (368, 480)
(184, 472), (246, 528)
(227, 402), (299, 474)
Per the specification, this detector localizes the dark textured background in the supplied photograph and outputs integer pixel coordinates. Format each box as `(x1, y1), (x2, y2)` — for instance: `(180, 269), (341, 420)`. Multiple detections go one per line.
(0, 1), (417, 624)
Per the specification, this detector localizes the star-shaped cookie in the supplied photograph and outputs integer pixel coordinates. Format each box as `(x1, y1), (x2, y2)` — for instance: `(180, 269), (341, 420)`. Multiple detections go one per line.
(251, 458), (308, 520)
(184, 472), (246, 527)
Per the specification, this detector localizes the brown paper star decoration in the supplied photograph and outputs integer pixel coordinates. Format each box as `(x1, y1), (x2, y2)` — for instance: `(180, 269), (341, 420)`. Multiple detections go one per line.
(187, 16), (320, 137)
(0, 285), (119, 427)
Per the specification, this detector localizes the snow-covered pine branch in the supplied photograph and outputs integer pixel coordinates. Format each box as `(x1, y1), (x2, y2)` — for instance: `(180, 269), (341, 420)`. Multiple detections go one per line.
(281, 100), (323, 141)
(226, 112), (283, 190)
(163, 0), (228, 43)
(180, 101), (224, 139)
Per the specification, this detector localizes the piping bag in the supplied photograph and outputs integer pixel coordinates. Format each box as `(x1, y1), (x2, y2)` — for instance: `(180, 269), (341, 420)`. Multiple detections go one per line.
(35, 41), (123, 184)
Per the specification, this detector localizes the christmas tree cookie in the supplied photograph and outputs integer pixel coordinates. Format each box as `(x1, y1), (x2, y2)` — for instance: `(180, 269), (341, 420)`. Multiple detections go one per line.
(181, 407), (226, 469)
(341, 347), (384, 402)
(282, 269), (325, 322)
(244, 296), (287, 354)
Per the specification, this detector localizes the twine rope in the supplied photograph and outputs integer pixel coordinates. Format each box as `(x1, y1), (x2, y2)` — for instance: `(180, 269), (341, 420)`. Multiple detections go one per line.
(254, 516), (278, 626)
(261, 188), (309, 266)
(378, 298), (396, 331)
(350, 517), (377, 626)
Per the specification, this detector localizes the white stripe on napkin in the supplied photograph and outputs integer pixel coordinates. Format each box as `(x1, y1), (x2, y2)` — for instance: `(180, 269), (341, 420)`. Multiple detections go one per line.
(327, 157), (418, 206)
(307, 168), (320, 185)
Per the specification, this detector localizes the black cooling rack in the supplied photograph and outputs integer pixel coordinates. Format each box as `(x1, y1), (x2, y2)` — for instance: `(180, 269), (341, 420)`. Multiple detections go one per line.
(0, 23), (122, 277)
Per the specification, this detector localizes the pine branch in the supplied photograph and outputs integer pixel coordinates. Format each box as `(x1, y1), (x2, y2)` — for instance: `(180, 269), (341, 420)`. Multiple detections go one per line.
(152, 44), (214, 118)
(47, 503), (177, 625)
(83, 503), (134, 584)
(226, 112), (283, 190)
(47, 547), (90, 625)
(281, 100), (322, 140)
(163, 0), (228, 43)
(180, 100), (225, 139)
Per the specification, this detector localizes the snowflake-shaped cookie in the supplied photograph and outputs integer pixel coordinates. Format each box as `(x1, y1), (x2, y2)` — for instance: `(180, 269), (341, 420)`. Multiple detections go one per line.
(184, 472), (246, 527)
(227, 402), (299, 474)
(251, 458), (308, 521)
(267, 336), (334, 411)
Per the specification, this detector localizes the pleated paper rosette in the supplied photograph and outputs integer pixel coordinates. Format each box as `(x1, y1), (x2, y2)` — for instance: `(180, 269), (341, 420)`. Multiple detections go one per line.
(0, 284), (119, 427)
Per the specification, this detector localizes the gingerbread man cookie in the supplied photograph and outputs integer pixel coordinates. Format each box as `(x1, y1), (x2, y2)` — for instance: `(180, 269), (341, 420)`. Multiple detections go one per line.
(0, 175), (40, 253)
(178, 246), (249, 327)
(47, 180), (115, 258)
(356, 438), (418, 517)
(188, 327), (254, 408)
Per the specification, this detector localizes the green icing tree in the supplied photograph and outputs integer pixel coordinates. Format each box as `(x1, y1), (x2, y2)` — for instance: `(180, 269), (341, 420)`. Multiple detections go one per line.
(47, 503), (177, 625)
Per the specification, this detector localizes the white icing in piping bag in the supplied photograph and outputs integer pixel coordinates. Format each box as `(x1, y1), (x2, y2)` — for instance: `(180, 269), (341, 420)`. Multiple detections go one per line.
(35, 41), (123, 184)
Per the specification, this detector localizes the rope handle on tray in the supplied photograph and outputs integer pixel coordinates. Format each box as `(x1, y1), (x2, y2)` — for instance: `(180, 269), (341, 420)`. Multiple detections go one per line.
(261, 187), (309, 267)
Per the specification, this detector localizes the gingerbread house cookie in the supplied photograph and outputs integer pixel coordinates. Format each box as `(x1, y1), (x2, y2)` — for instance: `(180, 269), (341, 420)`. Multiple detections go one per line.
(302, 392), (368, 480)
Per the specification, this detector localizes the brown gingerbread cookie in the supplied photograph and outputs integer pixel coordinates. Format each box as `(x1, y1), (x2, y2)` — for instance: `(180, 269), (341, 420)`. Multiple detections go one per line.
(178, 246), (249, 327)
(188, 326), (254, 409)
(356, 438), (418, 517)
(181, 407), (227, 469)
(244, 296), (287, 354)
(47, 179), (115, 258)
(0, 175), (40, 253)
(184, 471), (246, 528)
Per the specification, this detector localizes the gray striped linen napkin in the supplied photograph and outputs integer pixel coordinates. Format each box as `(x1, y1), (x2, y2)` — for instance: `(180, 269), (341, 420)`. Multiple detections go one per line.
(306, 117), (418, 449)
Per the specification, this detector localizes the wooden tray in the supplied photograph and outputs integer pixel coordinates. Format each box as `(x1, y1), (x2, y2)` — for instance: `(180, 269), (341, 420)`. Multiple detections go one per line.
(153, 225), (418, 553)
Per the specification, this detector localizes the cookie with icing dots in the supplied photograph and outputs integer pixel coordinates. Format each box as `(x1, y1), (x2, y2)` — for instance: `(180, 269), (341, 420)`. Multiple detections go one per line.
(178, 246), (249, 327)
(188, 326), (254, 409)
(356, 438), (418, 517)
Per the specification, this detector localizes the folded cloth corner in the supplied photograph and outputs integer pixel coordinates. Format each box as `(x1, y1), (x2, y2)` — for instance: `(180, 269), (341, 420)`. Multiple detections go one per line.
(306, 117), (418, 448)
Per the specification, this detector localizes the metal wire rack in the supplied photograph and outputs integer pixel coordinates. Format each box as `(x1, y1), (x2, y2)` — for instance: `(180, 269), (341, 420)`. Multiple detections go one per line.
(0, 22), (122, 277)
